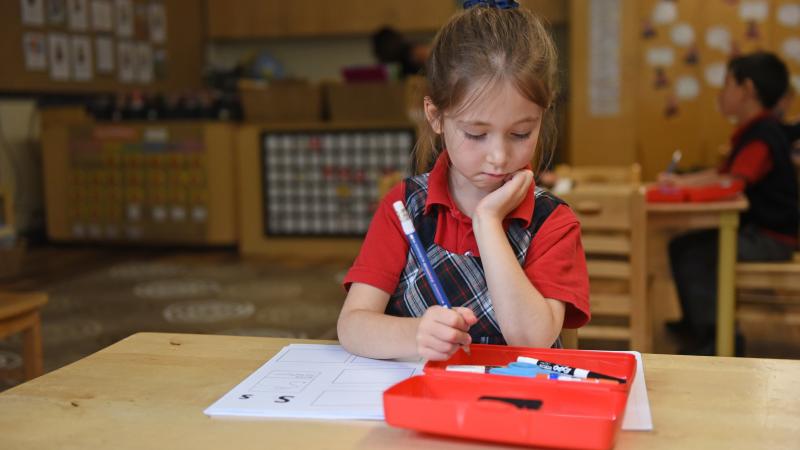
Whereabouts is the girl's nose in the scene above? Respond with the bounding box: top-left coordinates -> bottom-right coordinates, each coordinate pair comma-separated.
487,139 -> 509,167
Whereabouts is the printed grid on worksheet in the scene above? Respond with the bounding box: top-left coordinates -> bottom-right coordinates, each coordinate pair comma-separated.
262,129 -> 414,236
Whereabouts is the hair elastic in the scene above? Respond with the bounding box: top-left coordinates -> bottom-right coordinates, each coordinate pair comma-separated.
463,0 -> 519,9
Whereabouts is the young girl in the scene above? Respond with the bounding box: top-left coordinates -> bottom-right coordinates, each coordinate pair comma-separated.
337,3 -> 590,361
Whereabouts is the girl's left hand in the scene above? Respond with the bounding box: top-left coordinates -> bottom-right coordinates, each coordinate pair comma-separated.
474,169 -> 533,222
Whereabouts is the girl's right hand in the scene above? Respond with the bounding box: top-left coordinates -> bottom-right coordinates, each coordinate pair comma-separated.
416,306 -> 477,360
474,169 -> 534,224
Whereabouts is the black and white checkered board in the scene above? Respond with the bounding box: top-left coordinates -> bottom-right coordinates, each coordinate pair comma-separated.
262,128 -> 414,236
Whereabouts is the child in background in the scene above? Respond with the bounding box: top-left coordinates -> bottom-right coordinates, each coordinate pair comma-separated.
337,2 -> 590,361
661,52 -> 799,355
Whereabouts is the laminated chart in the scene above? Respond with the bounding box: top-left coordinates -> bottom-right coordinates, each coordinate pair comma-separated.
261,129 -> 414,236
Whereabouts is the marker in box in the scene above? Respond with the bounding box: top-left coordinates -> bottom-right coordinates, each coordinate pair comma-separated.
536,373 -> 619,385
517,356 -> 626,384
445,365 -> 502,374
446,362 -> 554,378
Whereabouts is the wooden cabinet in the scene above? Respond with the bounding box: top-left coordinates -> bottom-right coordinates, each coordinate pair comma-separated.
207,0 -> 454,38
207,0 -> 567,39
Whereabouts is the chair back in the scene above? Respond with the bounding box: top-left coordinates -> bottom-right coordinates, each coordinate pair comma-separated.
559,184 -> 649,351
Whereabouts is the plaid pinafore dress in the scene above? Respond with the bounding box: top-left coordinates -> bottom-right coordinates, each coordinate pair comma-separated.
385,173 -> 566,348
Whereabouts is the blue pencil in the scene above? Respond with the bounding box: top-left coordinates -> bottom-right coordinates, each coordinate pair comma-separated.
393,201 -> 471,355
393,201 -> 451,308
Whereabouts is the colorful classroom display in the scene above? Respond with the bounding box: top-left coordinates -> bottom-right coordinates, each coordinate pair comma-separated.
572,0 -> 800,179
261,129 -> 414,236
19,0 -> 166,84
64,125 -> 211,242
641,0 -> 800,170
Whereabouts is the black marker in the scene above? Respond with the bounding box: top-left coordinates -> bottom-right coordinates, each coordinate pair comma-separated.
517,356 -> 626,384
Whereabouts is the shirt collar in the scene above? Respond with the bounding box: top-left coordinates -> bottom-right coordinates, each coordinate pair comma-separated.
731,110 -> 774,146
424,151 -> 535,227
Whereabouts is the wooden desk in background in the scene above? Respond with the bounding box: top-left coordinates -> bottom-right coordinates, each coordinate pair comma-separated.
1,333 -> 798,449
647,196 -> 748,356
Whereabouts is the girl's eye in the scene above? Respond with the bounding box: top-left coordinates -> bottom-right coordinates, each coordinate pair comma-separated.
464,132 -> 486,141
512,132 -> 532,140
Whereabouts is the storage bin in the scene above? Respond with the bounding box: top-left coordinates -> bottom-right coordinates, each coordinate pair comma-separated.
384,344 -> 636,449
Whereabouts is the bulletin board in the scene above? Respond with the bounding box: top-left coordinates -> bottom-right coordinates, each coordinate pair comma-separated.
638,0 -> 778,178
0,0 -> 204,94
570,0 -> 800,181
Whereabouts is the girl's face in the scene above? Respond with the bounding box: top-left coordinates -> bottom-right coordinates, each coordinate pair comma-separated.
426,80 -> 544,197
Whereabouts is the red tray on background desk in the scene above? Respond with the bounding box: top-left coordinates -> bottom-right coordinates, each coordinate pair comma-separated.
646,179 -> 744,203
383,345 -> 636,450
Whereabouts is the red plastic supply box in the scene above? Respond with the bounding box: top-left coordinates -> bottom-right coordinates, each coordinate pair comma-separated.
646,179 -> 744,203
383,344 -> 636,450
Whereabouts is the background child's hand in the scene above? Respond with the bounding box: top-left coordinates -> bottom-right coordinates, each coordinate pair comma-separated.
416,306 -> 477,360
474,169 -> 534,222
657,171 -> 679,186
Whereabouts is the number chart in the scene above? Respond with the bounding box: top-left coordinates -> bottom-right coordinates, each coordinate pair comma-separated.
261,128 -> 414,237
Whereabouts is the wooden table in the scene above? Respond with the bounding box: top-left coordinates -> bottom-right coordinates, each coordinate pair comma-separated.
647,196 -> 748,356
1,333 -> 798,449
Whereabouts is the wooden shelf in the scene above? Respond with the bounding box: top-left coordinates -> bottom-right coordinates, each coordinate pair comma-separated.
207,0 -> 567,39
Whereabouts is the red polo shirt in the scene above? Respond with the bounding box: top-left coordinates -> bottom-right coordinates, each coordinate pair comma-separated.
344,152 -> 591,328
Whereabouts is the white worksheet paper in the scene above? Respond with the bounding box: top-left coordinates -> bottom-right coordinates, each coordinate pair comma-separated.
205,344 -> 653,431
618,351 -> 653,431
204,344 -> 424,420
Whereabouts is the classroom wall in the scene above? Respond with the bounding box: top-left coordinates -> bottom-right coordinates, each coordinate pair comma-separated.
569,0 -> 800,180
0,0 -> 204,94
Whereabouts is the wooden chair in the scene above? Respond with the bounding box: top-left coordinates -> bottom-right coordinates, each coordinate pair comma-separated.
560,185 -> 649,351
735,252 -> 800,326
0,291 -> 48,380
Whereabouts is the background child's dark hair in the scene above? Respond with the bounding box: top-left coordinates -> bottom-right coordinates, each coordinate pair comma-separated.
727,51 -> 789,110
414,5 -> 558,174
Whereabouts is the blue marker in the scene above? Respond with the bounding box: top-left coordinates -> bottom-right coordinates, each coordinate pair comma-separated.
393,201 -> 471,355
393,201 -> 452,309
488,362 -> 555,378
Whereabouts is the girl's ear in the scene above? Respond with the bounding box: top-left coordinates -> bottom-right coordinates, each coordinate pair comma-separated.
423,96 -> 443,134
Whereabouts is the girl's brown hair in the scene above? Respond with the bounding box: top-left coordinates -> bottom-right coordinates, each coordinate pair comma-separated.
414,5 -> 559,174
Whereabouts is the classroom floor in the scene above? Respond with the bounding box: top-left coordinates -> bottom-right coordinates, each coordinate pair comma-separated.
1,244 -> 799,391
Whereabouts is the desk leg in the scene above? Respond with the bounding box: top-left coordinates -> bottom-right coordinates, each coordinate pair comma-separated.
716,212 -> 739,356
22,312 -> 44,379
